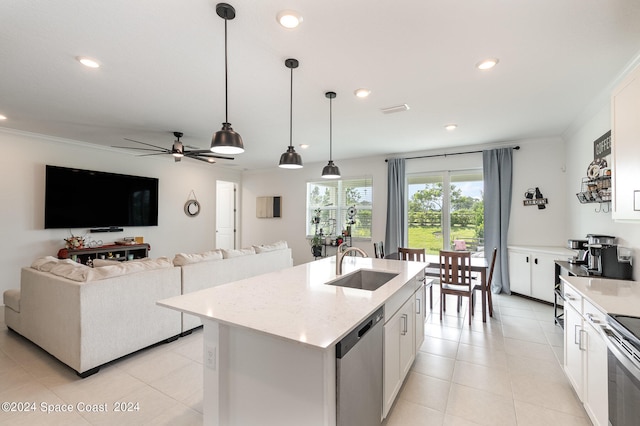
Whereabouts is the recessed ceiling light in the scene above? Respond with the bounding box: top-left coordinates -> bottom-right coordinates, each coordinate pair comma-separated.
0,114 -> 7,120
354,88 -> 371,98
299,144 -> 309,149
277,10 -> 303,29
476,58 -> 499,70
76,56 -> 100,68
445,124 -> 457,131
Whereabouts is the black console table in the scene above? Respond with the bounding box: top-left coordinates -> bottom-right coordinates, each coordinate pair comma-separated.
58,243 -> 150,265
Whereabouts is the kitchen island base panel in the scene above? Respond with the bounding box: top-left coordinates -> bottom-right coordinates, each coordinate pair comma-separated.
203,320 -> 336,426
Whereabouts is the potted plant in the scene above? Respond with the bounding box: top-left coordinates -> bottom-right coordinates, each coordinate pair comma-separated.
310,234 -> 323,257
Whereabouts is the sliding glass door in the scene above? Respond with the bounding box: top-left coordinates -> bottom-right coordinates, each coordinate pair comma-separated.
407,170 -> 484,255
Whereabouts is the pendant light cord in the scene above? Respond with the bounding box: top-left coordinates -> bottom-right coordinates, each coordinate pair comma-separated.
329,96 -> 333,161
289,66 -> 293,148
224,16 -> 229,123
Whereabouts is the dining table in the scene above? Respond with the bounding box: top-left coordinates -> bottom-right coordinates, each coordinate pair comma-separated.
424,254 -> 491,322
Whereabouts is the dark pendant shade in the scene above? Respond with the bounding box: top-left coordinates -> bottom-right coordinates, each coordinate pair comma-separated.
210,3 -> 244,155
279,145 -> 303,168
321,160 -> 340,179
322,91 -> 340,179
279,58 -> 303,169
211,122 -> 244,154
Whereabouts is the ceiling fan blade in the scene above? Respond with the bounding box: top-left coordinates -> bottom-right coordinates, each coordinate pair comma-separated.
111,145 -> 166,153
138,152 -> 170,157
189,155 -> 215,164
185,150 -> 234,160
123,138 -> 168,151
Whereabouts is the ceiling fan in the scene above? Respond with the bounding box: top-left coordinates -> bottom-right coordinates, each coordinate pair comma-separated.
113,132 -> 234,163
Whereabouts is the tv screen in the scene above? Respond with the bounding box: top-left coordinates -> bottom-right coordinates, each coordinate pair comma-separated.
44,165 -> 159,229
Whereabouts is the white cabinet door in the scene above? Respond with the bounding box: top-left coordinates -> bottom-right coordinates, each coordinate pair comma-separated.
584,321 -> 608,426
415,285 -> 425,352
612,65 -> 640,221
383,312 -> 402,417
383,295 -> 416,418
508,250 -> 531,296
564,302 -> 584,401
399,297 -> 416,379
531,253 -> 559,303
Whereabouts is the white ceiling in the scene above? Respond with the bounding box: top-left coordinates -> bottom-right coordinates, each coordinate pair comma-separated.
2,0 -> 640,170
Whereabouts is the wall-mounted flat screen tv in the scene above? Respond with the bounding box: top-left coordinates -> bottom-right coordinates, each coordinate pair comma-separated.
44,165 -> 159,229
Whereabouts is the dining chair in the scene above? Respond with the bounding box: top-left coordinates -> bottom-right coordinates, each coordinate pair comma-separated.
472,247 -> 497,317
439,250 -> 473,325
398,247 -> 433,310
373,241 -> 385,259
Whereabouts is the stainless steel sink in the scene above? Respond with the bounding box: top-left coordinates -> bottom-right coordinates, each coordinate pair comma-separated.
326,269 -> 398,291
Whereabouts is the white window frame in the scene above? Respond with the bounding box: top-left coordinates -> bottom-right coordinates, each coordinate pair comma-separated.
306,176 -> 373,240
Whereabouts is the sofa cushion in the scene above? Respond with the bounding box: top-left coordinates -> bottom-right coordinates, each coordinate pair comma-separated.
221,247 -> 256,258
30,256 -> 173,282
172,250 -> 223,266
89,257 -> 173,280
3,288 -> 20,313
253,240 -> 288,253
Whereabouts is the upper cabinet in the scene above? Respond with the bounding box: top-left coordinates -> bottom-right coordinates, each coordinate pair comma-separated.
611,65 -> 640,221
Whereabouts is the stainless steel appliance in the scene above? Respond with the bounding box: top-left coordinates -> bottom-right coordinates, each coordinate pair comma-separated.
583,234 -> 616,275
336,307 -> 384,426
604,314 -> 640,426
567,239 -> 588,264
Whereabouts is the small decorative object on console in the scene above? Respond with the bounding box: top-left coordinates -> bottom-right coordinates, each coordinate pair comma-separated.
64,233 -> 86,249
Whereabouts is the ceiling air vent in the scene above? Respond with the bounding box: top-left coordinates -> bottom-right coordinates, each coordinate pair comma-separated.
380,104 -> 410,114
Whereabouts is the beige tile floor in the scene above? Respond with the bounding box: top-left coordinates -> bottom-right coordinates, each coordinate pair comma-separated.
0,288 -> 589,426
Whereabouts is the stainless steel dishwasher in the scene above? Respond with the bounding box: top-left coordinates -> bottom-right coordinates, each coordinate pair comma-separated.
336,306 -> 384,426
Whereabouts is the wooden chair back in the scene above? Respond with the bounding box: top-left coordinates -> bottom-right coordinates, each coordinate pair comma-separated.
397,247 -> 425,262
439,250 -> 472,287
373,241 -> 385,259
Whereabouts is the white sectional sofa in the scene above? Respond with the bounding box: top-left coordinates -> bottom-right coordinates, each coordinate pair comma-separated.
175,243 -> 293,331
3,242 -> 293,377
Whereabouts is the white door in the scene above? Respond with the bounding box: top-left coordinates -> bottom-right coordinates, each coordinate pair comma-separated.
216,181 -> 236,249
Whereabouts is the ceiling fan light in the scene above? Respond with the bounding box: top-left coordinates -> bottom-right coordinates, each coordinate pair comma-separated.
321,160 -> 341,179
211,122 -> 244,154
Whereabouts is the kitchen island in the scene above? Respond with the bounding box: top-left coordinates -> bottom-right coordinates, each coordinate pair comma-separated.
158,255 -> 426,426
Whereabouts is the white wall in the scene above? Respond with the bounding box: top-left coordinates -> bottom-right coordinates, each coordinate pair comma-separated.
241,156 -> 388,265
565,101 -> 640,276
0,129 -> 242,297
508,137 -> 569,246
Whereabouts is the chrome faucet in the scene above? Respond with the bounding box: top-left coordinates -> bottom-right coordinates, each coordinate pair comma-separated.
336,242 -> 368,275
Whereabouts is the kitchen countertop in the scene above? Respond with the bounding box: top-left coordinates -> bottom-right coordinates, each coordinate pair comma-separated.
561,275 -> 640,316
158,256 -> 426,350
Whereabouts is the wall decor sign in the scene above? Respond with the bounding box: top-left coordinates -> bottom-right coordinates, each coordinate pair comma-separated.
593,130 -> 611,160
256,196 -> 282,218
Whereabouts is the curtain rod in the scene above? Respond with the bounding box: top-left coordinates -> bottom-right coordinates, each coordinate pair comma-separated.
385,145 -> 520,162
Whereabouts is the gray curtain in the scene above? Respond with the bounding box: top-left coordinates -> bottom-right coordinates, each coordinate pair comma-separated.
385,158 -> 406,256
483,148 -> 513,294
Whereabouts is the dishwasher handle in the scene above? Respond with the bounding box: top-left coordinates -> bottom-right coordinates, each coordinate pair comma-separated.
336,306 -> 384,359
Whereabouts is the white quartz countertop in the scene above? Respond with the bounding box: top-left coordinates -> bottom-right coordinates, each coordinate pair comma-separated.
158,256 -> 426,349
560,275 -> 640,317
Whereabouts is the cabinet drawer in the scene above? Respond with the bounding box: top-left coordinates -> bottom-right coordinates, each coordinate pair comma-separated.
583,299 -> 606,327
563,283 -> 583,313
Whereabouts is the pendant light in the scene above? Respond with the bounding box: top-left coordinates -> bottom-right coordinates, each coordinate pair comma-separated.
279,58 -> 303,169
321,91 -> 341,179
210,3 -> 244,155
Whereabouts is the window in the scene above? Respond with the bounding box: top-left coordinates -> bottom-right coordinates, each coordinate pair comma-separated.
407,170 -> 483,255
306,177 -> 373,239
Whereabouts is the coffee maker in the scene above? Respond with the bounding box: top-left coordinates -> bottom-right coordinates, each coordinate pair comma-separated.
567,239 -> 588,264
583,234 -> 616,275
